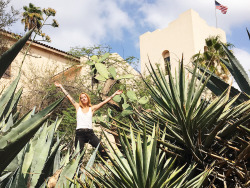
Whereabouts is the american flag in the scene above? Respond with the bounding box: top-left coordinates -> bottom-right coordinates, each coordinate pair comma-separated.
215,1 -> 228,14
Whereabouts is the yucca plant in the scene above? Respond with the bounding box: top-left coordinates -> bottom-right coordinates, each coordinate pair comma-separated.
81,126 -> 210,188
187,44 -> 250,187
110,60 -> 249,187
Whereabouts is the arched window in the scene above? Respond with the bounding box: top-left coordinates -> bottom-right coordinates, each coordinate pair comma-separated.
162,50 -> 170,75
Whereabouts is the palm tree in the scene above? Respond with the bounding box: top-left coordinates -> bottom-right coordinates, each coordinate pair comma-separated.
192,35 -> 233,82
21,3 -> 43,31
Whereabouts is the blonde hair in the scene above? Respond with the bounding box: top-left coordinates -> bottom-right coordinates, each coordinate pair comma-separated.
79,93 -> 92,108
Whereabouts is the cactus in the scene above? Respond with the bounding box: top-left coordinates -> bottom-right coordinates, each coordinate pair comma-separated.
138,96 -> 149,104
95,63 -> 110,79
127,90 -> 137,101
88,53 -> 134,82
108,66 -> 116,79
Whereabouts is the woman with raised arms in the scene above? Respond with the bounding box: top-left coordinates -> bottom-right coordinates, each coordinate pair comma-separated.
54,82 -> 122,157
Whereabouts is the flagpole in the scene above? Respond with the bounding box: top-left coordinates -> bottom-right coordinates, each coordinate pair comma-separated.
215,0 -> 218,28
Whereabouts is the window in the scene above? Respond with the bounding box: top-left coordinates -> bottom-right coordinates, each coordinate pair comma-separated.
162,50 -> 170,75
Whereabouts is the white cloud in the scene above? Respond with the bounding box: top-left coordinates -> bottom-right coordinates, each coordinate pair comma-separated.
139,0 -> 212,29
231,48 -> 250,89
9,0 -> 134,51
8,0 -> 250,62
139,0 -> 250,33
118,0 -> 144,5
234,48 -> 250,76
218,0 -> 250,33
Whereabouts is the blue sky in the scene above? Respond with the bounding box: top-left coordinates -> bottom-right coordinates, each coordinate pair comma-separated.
8,0 -> 250,74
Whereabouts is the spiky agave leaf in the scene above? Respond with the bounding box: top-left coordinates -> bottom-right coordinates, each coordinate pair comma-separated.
55,147 -> 85,187
0,29 -> 34,78
0,74 -> 21,123
190,43 -> 250,104
187,66 -> 249,104
194,43 -> 250,100
28,118 -> 62,187
221,43 -> 250,95
67,145 -> 100,187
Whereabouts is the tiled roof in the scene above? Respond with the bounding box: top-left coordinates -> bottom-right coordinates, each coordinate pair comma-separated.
0,28 -> 80,62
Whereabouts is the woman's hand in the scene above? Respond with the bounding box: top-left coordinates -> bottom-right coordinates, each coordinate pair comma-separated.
113,90 -> 123,96
54,82 -> 62,88
92,90 -> 123,113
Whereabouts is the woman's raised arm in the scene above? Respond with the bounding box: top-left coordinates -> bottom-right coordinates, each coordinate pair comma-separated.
92,90 -> 123,113
54,82 -> 79,110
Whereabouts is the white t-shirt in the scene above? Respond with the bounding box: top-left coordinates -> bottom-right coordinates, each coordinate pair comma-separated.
76,107 -> 93,129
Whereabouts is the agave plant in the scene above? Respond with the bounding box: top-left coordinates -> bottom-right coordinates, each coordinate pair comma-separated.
0,117 -> 100,187
0,81 -> 63,173
109,59 -> 250,187
1,119 -> 62,187
83,126 -> 211,188
64,145 -> 100,188
0,29 -> 64,175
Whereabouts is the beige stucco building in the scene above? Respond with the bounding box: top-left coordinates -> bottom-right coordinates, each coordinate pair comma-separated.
140,9 -> 226,75
0,29 -> 81,94
0,29 -> 138,96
